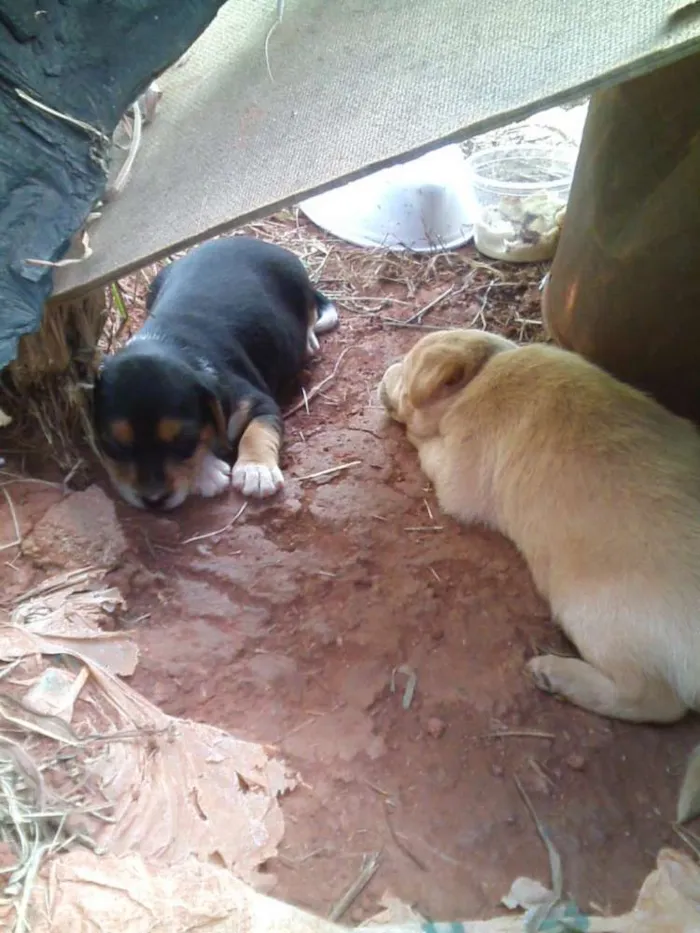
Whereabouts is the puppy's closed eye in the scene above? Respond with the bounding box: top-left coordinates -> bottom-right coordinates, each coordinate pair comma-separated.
101,419 -> 135,461
156,418 -> 184,443
108,419 -> 134,446
162,421 -> 205,460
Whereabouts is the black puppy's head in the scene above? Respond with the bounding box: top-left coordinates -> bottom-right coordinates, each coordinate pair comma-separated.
93,342 -> 228,510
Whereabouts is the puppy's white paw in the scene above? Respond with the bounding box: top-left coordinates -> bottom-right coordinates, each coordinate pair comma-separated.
232,461 -> 284,498
192,452 -> 232,498
306,327 -> 320,357
527,656 -> 562,696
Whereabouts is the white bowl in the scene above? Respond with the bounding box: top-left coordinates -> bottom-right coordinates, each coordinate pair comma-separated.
299,145 -> 473,253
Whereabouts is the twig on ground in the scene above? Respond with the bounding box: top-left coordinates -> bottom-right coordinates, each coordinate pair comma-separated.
379,317 -> 448,331
277,845 -> 334,867
485,730 -> 556,741
464,303 -> 487,330
328,851 -> 381,921
514,774 -> 563,928
296,461 -> 361,482
0,472 -> 62,490
140,530 -> 157,559
404,285 -> 455,324
529,757 -> 557,792
384,804 -> 427,871
285,346 -> 354,418
0,486 -> 22,553
364,779 -> 391,798
272,715 -> 320,746
480,279 -> 497,313
465,256 -> 505,276
62,459 -> 83,493
181,502 -> 248,545
313,245 -> 333,281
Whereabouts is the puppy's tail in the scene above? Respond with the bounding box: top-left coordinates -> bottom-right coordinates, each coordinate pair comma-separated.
677,744 -> 700,823
313,290 -> 339,335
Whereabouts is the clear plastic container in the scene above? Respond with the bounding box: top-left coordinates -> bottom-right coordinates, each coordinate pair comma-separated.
465,145 -> 577,262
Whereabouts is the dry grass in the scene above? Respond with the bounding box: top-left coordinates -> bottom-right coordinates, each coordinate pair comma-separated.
0,735 -> 91,933
0,290 -> 106,480
0,573 -> 134,929
106,207 -> 549,354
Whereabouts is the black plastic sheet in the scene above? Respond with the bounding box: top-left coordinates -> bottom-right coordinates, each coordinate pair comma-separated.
0,0 -> 227,370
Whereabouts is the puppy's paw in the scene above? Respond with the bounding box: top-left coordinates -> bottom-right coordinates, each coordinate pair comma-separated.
192,453 -> 232,498
306,327 -> 320,358
232,461 -> 284,498
527,656 -> 563,697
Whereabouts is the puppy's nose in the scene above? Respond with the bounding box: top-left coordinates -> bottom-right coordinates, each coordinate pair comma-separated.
142,491 -> 168,509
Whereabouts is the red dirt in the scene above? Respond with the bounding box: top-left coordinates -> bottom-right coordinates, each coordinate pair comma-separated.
1,228 -> 698,923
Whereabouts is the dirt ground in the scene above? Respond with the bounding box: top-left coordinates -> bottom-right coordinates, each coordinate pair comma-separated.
1,214 -> 698,923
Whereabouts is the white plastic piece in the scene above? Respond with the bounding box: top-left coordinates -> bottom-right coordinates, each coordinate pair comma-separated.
299,145 -> 473,253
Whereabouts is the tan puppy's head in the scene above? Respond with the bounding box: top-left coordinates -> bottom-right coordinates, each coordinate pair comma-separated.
380,329 -> 516,437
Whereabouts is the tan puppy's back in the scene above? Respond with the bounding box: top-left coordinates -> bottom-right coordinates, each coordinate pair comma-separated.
444,343 -> 700,576
381,330 -> 700,819
439,343 -> 700,701
382,330 -> 700,714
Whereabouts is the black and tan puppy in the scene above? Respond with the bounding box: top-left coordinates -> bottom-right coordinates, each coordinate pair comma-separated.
93,236 -> 337,510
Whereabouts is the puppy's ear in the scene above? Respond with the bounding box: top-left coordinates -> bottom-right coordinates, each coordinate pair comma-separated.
196,372 -> 229,447
407,347 -> 467,409
407,333 -> 509,409
207,396 -> 229,447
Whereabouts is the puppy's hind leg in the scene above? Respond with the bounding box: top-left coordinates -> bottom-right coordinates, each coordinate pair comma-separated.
527,655 -> 687,723
232,410 -> 284,499
306,290 -> 338,357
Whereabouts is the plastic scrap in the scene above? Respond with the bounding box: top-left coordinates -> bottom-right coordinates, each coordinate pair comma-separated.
390,665 -> 417,710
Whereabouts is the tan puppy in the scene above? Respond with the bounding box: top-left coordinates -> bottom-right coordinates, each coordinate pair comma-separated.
380,329 -> 700,816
